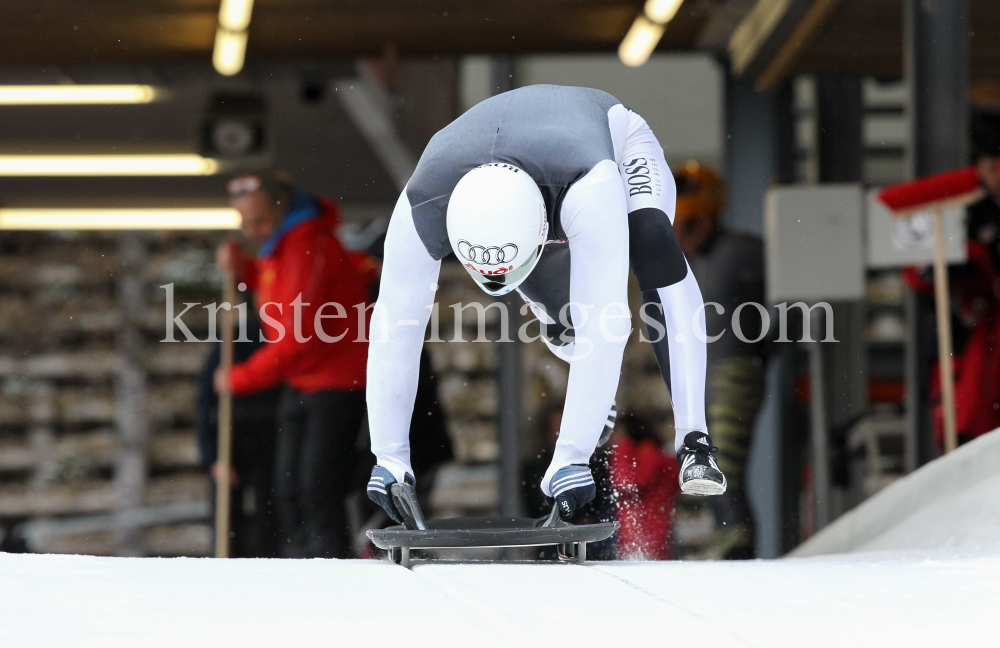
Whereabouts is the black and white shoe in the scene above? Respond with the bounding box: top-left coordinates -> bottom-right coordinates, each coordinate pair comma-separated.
677,431 -> 727,496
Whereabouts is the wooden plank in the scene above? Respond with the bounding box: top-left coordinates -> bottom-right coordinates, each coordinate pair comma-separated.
0,482 -> 121,517
0,473 -> 207,518
0,430 -> 199,472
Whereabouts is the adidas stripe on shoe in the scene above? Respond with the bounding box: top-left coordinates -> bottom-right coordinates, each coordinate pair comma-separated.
677,431 -> 727,496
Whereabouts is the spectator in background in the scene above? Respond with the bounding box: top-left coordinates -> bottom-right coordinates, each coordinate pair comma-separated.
904,115 -> 1000,446
196,314 -> 281,558
967,115 -> 1000,272
215,172 -> 375,559
672,161 -> 766,560
608,413 -> 677,560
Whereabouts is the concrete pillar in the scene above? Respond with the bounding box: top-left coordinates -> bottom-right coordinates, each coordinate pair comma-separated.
722,75 -> 780,237
726,74 -> 798,556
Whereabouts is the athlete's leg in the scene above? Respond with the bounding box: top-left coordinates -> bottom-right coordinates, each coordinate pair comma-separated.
367,189 -> 441,483
611,106 -> 709,452
540,161 -> 632,498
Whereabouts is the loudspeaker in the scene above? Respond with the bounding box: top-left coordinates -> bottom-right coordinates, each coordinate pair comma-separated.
200,93 -> 267,159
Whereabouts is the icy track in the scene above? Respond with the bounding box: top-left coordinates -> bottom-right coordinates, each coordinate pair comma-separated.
0,549 -> 996,647
3,429 -> 999,647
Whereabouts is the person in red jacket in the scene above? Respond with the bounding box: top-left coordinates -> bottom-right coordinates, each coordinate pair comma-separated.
902,134 -> 1000,447
215,172 -> 373,558
608,414 -> 678,560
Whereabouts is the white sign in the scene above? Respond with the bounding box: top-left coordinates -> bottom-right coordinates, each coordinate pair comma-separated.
765,184 -> 865,303
866,188 -> 967,268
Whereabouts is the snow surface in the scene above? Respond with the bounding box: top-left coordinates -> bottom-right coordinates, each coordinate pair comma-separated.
4,432 -> 999,646
859,472 -> 1000,554
0,550 -> 997,647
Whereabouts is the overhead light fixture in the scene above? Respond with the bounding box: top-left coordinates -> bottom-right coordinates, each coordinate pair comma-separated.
218,0 -> 255,32
0,85 -> 159,105
213,28 -> 248,76
214,0 -> 254,76
619,17 -> 666,68
0,208 -> 241,230
618,0 -> 686,67
0,154 -> 219,176
644,0 -> 685,24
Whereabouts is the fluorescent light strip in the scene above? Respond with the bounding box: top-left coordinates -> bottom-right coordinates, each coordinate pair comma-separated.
619,17 -> 666,67
0,208 -> 241,230
0,85 -> 159,105
645,0 -> 685,24
0,155 -> 219,176
213,29 -> 248,76
219,0 -> 255,32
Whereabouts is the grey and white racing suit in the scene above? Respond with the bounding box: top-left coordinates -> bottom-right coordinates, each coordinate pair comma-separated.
366,84 -> 708,496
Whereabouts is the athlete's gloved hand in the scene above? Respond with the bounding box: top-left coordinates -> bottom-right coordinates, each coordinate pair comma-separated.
549,464 -> 597,520
367,465 -> 410,525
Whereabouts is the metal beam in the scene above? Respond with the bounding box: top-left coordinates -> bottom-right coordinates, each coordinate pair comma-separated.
906,0 -> 970,177
756,0 -> 844,90
729,0 -> 845,90
335,62 -> 417,193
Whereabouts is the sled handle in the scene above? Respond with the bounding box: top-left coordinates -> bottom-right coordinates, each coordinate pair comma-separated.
542,503 -> 562,528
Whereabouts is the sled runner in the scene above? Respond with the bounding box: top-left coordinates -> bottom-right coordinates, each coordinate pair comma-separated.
366,482 -> 618,568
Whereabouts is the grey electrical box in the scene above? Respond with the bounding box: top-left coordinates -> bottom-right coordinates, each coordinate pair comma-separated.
865,188 -> 967,268
765,184 -> 865,303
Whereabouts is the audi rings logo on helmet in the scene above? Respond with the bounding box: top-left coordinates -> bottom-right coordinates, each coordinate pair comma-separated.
456,240 -> 518,266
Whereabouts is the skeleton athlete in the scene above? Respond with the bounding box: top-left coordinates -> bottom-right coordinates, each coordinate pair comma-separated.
367,85 -> 726,523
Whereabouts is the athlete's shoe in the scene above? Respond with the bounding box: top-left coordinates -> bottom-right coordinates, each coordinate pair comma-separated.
597,401 -> 618,447
549,464 -> 597,520
677,431 -> 727,495
367,466 -> 426,529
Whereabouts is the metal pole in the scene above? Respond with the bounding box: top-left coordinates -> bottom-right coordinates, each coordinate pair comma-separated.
906,0 -> 970,179
490,55 -> 523,519
905,0 -> 968,459
114,232 -> 149,557
809,307 -> 830,531
497,294 -> 523,517
214,270 -> 236,558
816,75 -> 863,184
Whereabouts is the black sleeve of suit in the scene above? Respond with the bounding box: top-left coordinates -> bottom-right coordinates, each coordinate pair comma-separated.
627,207 -> 688,291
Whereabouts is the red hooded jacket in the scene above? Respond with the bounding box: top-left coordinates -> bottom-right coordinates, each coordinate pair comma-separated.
903,240 -> 1000,443
229,197 -> 376,395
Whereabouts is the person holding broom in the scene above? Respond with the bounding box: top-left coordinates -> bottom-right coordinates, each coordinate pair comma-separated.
215,171 -> 376,558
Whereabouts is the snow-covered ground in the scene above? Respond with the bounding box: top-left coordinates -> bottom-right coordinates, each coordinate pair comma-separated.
4,431 -> 999,647
0,549 -> 997,647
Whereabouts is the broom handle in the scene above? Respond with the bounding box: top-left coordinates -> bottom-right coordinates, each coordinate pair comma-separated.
932,208 -> 958,453
214,269 -> 236,557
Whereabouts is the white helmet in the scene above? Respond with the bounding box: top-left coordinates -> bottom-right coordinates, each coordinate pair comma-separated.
447,163 -> 548,296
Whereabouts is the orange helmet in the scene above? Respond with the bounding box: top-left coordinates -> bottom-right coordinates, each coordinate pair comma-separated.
673,161 -> 725,222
